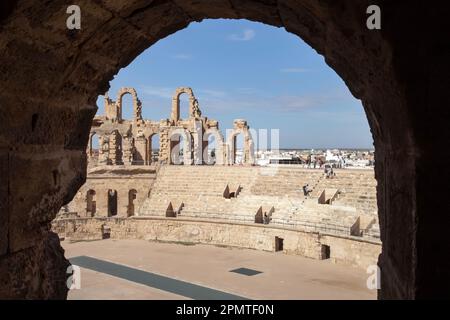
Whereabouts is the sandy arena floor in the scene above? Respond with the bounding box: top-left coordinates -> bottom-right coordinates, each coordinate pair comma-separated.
62,239 -> 376,300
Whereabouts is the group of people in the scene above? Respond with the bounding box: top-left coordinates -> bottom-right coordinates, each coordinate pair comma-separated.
306,155 -> 324,169
302,165 -> 337,197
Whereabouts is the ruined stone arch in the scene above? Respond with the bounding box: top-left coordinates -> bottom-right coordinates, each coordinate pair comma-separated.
116,87 -> 143,121
226,120 -> 255,166
88,131 -> 98,157
0,1 -> 447,299
171,87 -> 197,122
147,132 -> 161,165
169,128 -> 192,165
227,131 -> 245,165
204,128 -> 225,165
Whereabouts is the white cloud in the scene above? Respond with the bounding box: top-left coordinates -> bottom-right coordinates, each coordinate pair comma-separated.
276,95 -> 321,111
228,29 -> 255,41
198,89 -> 226,98
236,87 -> 258,95
140,86 -> 227,101
198,91 -> 348,114
138,85 -> 354,116
140,86 -> 174,99
172,53 -> 192,60
280,67 -> 309,73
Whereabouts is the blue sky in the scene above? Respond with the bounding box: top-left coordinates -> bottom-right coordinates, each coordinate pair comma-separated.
98,19 -> 373,149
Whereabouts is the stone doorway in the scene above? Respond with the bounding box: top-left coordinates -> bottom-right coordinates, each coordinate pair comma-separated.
275,237 -> 284,252
86,190 -> 96,217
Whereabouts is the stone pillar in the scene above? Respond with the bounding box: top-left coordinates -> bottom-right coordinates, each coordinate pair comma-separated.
158,125 -> 170,164
96,188 -> 108,217
109,131 -> 123,165
122,136 -> 134,165
133,135 -> 146,165
171,96 -> 179,122
183,132 -> 193,165
104,93 -> 120,122
117,189 -> 129,217
192,120 -> 203,165
245,134 -> 256,165
98,134 -> 110,165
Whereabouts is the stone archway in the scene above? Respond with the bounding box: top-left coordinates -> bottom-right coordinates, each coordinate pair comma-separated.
171,87 -> 196,122
169,129 -> 192,165
148,133 -> 160,165
226,119 -> 254,166
116,87 -> 142,121
0,1 -> 448,299
86,189 -> 96,217
127,189 -> 137,217
107,189 -> 118,217
229,132 -> 245,165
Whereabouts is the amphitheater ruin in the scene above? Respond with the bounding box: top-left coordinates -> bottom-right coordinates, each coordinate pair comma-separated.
53,87 -> 381,270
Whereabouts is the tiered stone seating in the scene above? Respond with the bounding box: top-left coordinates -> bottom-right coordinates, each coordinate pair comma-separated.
271,203 -> 360,236
249,167 -> 323,197
138,166 -> 258,217
138,165 -> 379,239
312,169 -> 377,215
360,216 -> 380,239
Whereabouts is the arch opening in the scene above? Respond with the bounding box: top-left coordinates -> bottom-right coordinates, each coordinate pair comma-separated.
232,133 -> 245,165
107,190 -> 118,217
148,133 -> 160,165
86,190 -> 96,217
65,18 -> 379,298
0,1 -> 442,300
127,189 -> 137,217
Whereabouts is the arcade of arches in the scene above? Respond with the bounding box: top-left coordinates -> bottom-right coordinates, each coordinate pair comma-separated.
0,1 -> 448,299
88,86 -> 253,167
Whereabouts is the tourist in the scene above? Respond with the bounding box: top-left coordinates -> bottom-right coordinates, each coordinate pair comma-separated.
303,184 -> 312,197
263,213 -> 267,224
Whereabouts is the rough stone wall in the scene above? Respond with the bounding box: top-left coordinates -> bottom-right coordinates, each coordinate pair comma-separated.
320,234 -> 380,269
134,165 -> 380,248
0,232 -> 69,299
52,216 -> 380,269
64,169 -> 156,218
0,0 -> 448,299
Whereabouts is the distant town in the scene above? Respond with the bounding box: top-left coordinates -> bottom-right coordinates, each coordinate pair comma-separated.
245,149 -> 375,168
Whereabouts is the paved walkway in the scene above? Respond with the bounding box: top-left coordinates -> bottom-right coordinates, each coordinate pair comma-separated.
70,256 -> 247,300
63,239 -> 376,300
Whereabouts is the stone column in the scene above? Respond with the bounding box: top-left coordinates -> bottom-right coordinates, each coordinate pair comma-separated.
183,132 -> 193,165
98,134 -> 110,165
109,131 -> 123,165
117,188 -> 129,217
95,188 -> 109,217
192,121 -> 203,165
122,136 -> 134,165
133,135 -> 146,165
158,125 -> 170,164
